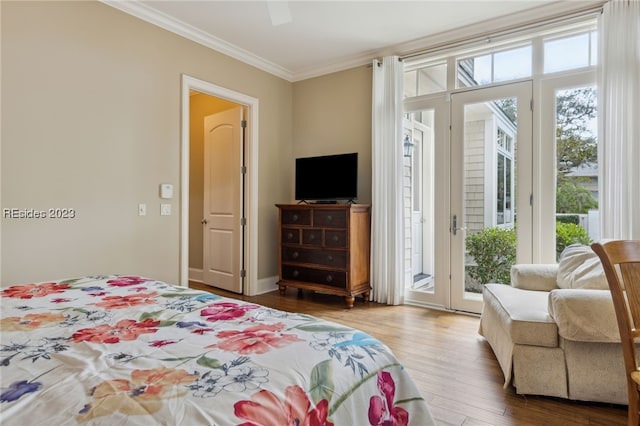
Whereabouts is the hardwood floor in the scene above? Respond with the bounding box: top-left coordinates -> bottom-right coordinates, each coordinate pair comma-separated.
190,282 -> 627,425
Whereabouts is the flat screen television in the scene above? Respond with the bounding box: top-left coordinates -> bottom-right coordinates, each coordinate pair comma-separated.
295,153 -> 358,202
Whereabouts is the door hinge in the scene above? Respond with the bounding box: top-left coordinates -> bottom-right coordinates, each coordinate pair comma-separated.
530,99 -> 534,111
530,193 -> 534,206
240,269 -> 246,278
241,217 -> 247,226
241,120 -> 247,128
241,166 -> 247,174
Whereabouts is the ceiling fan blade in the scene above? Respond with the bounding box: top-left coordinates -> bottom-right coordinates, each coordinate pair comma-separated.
267,1 -> 292,26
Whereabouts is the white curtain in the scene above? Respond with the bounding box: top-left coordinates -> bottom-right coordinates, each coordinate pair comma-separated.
371,56 -> 405,305
598,0 -> 640,240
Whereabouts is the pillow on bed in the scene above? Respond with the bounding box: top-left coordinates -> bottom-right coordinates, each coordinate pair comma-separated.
556,244 -> 607,290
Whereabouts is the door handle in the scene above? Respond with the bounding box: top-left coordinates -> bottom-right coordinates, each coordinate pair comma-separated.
201,219 -> 208,225
452,215 -> 466,236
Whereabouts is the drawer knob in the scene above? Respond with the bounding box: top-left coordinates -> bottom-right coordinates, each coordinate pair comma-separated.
327,255 -> 333,261
309,234 -> 315,241
327,215 -> 333,221
325,274 -> 333,283
332,235 -> 339,242
292,270 -> 299,278
292,251 -> 299,259
292,214 -> 299,222
286,232 -> 294,240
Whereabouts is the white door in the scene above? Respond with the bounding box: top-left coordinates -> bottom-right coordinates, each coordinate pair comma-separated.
450,81 -> 533,313
203,107 -> 244,293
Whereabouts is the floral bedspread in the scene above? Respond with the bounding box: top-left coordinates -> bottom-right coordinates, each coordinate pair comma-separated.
0,275 -> 434,425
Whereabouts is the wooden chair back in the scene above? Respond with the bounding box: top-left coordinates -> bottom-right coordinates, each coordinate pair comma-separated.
592,240 -> 640,425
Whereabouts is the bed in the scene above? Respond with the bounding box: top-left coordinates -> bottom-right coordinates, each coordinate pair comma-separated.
1,275 -> 434,425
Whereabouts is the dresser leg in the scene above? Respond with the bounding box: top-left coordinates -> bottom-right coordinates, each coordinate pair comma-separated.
345,296 -> 355,309
278,284 -> 287,295
363,290 -> 370,303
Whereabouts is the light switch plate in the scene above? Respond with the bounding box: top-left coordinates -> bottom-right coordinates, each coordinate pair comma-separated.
160,183 -> 173,199
160,204 -> 171,216
138,203 -> 146,216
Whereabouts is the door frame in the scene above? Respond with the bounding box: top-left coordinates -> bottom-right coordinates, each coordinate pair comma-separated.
180,74 -> 259,295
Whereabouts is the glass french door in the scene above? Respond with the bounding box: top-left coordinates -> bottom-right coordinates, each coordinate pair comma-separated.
403,96 -> 450,309
450,81 -> 533,313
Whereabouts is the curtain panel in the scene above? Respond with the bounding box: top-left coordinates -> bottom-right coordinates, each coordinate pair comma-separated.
371,56 -> 405,305
598,0 -> 640,240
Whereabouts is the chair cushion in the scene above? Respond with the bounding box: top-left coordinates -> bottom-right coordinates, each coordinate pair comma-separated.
483,283 -> 558,347
548,289 -> 620,342
556,244 -> 607,290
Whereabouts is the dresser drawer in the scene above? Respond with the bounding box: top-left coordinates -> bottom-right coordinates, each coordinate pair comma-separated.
281,228 -> 300,244
325,230 -> 347,248
281,209 -> 311,226
282,246 -> 347,268
314,209 -> 347,228
302,229 -> 322,246
282,265 -> 347,288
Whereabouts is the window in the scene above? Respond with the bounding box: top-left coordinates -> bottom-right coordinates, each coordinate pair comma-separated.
404,62 -> 447,97
496,127 -> 514,226
403,16 -> 599,276
457,45 -> 532,87
544,31 -> 597,73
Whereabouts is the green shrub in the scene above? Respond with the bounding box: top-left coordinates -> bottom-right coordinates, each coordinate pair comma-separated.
466,227 -> 516,285
555,222 -> 591,260
556,214 -> 579,225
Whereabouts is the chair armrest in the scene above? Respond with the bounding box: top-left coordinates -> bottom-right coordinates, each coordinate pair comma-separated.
548,289 -> 619,343
510,264 -> 559,291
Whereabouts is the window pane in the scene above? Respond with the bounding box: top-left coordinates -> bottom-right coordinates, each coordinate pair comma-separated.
472,54 -> 492,85
494,45 -> 531,82
404,69 -> 417,98
417,63 -> 447,95
497,154 -> 505,224
405,63 -> 447,97
458,46 -> 531,87
544,33 -> 590,73
555,86 -> 598,259
404,109 -> 436,292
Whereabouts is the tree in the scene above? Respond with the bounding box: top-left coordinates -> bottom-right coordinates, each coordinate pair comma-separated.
555,87 -> 598,211
556,181 -> 598,213
556,88 -> 597,185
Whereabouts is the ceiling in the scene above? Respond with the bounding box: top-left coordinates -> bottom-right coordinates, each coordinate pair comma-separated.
104,0 -> 597,81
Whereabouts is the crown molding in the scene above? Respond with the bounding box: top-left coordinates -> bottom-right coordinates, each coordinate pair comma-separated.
100,0 -> 605,83
100,0 -> 294,82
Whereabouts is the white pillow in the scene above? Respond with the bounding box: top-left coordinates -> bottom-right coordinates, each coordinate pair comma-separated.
556,244 -> 608,290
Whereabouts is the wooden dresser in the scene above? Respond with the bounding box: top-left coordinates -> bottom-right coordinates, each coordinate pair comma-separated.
276,204 -> 371,308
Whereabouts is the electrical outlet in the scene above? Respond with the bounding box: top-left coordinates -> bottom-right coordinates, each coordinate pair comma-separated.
138,203 -> 146,216
160,204 -> 171,216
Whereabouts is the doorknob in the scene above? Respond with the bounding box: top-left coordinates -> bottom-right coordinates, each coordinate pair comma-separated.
201,219 -> 208,225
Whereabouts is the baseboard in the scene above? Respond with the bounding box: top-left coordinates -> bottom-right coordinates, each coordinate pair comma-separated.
189,268 -> 203,283
254,275 -> 279,295
190,269 -> 278,296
